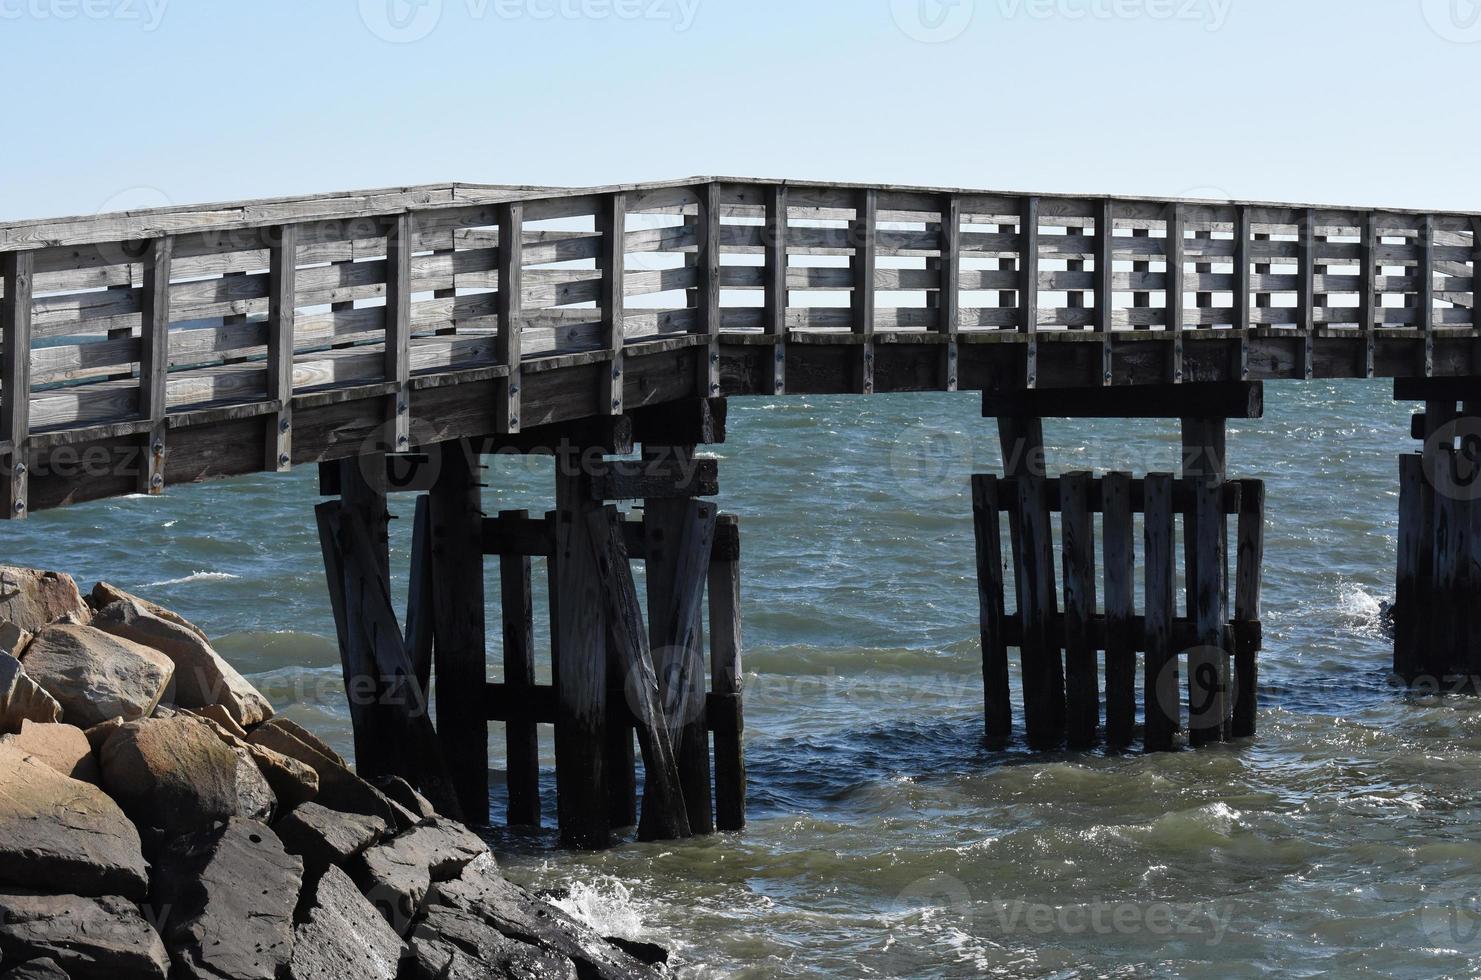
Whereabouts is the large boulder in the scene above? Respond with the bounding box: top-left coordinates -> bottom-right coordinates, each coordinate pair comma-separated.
151,818 -> 303,980
371,775 -> 438,820
89,582 -> 207,639
21,624 -> 173,727
426,854 -> 663,980
1,720 -> 98,783
0,656 -> 62,734
0,893 -> 169,980
190,711 -> 318,811
0,744 -> 148,899
1,957 -> 71,979
274,801 -> 387,878
0,568 -> 90,635
351,819 -> 489,936
98,715 -> 275,839
406,905 -> 578,980
91,599 -> 272,729
0,620 -> 32,659
247,722 -> 412,830
288,865 -> 406,980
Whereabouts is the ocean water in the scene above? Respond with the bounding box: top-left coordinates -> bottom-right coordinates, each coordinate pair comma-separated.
7,381 -> 1480,978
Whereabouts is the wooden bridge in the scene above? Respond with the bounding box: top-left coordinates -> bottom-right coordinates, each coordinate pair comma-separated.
2,177 -> 1476,848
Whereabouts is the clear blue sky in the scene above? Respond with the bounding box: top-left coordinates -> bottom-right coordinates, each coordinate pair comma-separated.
2,0 -> 1477,220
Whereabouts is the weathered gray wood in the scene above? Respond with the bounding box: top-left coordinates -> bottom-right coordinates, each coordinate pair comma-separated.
1059,471 -> 1099,748
1232,480 -> 1263,738
1431,446 -> 1466,679
599,193 -> 626,416
1298,211 -> 1316,379
591,456 -> 719,501
1096,199 -> 1115,384
496,202 -> 524,433
1014,472 -> 1065,744
1020,197 -> 1040,387
139,236 -> 172,494
405,494 -> 435,694
698,183 -> 722,398
1395,452 -> 1429,682
385,213 -> 412,452
1,250 -> 33,518
1361,212 -> 1378,378
1101,470 -> 1136,748
1143,472 -> 1178,751
497,509 -> 540,827
852,188 -> 878,395
429,441 -> 489,823
707,513 -> 745,831
1188,472 -> 1228,746
586,504 -> 692,842
984,382 -> 1262,420
1420,213 -> 1436,377
314,501 -> 377,769
971,475 -> 1011,740
939,193 -> 961,391
764,185 -> 787,395
552,454 -> 609,849
1166,204 -> 1185,383
266,224 -> 297,471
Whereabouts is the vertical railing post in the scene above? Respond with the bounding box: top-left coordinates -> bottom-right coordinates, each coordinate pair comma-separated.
938,192 -> 961,391
497,202 -> 524,434
1420,213 -> 1436,377
1470,217 -> 1481,334
139,236 -> 172,494
266,224 -> 297,472
1361,213 -> 1378,379
1234,206 -> 1252,380
1020,196 -> 1040,388
599,193 -> 626,416
384,213 -> 412,452
1096,199 -> 1115,386
1297,209 -> 1315,381
763,185 -> 788,395
1,251 -> 33,519
1165,204 -> 1184,384
851,188 -> 877,394
697,182 -> 722,399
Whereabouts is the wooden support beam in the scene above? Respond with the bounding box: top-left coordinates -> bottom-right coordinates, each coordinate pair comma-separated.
429,441 -> 489,823
266,224 -> 297,472
630,396 -> 727,447
971,475 -> 1011,740
139,236 -> 172,494
852,188 -> 877,395
499,509 -> 541,828
1,250 -> 33,519
314,500 -> 384,776
1232,480 -> 1264,738
599,193 -> 626,416
1143,472 -> 1178,751
1014,472 -> 1064,744
707,513 -> 745,831
385,213 -> 412,452
1060,471 -> 1099,748
984,382 -> 1263,420
1101,471 -> 1136,747
587,505 -> 692,842
591,456 -> 719,501
497,202 -> 524,433
698,182 -> 722,399
1020,197 -> 1040,388
553,453 -> 610,849
764,185 -> 788,395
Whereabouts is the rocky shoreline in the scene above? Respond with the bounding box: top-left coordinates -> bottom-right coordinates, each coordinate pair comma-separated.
0,566 -> 666,979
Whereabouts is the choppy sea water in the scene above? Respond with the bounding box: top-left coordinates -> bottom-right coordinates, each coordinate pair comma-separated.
6,381 -> 1481,978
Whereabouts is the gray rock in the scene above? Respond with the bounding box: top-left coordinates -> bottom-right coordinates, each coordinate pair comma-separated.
288,865 -> 406,980
1,956 -> 71,979
406,905 -> 578,980
91,599 -> 273,729
247,722 -> 412,830
428,854 -> 662,980
0,744 -> 148,899
20,624 -> 174,727
0,568 -> 90,635
370,775 -> 438,820
0,893 -> 169,980
0,656 -> 62,734
0,620 -> 32,659
99,715 -> 275,839
352,819 -> 489,936
255,718 -> 348,768
273,801 -> 387,878
0,720 -> 98,783
151,818 -> 303,980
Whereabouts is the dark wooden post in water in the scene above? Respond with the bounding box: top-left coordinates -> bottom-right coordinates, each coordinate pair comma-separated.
977,383 -> 1266,751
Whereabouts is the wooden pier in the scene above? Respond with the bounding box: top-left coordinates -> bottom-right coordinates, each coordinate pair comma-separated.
3,176 -> 1480,845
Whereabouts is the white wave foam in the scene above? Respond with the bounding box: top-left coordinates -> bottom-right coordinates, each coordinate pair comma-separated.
138,571 -> 240,588
550,876 -> 647,940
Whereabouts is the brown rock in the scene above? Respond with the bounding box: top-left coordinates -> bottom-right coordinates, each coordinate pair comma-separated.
99,715 -> 276,838
288,865 -> 406,980
185,703 -> 248,738
91,599 -> 272,729
274,801 -> 388,877
20,624 -> 174,727
0,744 -> 149,899
0,893 -> 169,980
81,717 -> 124,754
0,568 -> 90,635
0,656 -> 62,734
190,711 -> 319,810
0,620 -> 32,659
259,717 -> 348,767
352,819 -> 489,935
2,720 -> 98,783
151,818 -> 302,980
248,723 -> 412,830
89,581 -> 207,639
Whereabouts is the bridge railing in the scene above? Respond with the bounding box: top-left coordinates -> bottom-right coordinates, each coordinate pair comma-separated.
0,177 -> 1477,517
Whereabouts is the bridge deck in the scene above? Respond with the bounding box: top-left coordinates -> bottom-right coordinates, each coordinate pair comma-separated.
1,177 -> 1476,514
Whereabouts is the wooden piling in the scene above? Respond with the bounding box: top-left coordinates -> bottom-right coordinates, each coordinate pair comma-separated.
1015,472 -> 1065,744
499,509 -> 541,828
708,514 -> 746,831
1188,473 -> 1228,746
971,475 -> 1012,740
1059,471 -> 1099,747
1101,471 -> 1136,748
1143,473 -> 1178,751
1232,481 -> 1264,738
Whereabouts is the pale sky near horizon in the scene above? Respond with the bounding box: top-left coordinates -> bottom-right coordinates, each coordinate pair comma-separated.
2,0 -> 1478,221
